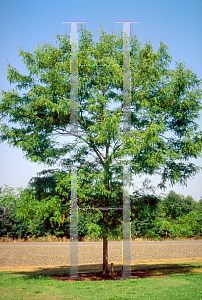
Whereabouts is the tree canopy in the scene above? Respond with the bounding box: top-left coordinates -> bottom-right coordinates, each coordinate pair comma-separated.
1,25 -> 202,185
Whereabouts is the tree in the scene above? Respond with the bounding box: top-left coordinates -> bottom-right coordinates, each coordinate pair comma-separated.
1,24 -> 202,276
0,185 -> 29,239
163,190 -> 185,219
183,195 -> 198,214
16,168 -> 120,241
163,190 -> 198,220
198,197 -> 202,212
130,178 -> 161,239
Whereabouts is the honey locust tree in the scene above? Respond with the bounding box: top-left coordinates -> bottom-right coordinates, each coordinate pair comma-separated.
1,24 -> 202,276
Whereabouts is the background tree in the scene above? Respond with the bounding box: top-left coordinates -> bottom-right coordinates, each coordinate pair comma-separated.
163,190 -> 185,220
162,190 -> 199,220
0,185 -> 29,239
130,178 -> 161,240
1,24 -> 202,276
182,195 -> 198,214
198,197 -> 202,212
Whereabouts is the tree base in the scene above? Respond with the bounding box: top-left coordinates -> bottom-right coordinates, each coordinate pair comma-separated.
51,270 -> 141,282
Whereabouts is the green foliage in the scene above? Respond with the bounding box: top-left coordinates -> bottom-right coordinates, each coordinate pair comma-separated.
15,173 -> 68,236
1,25 -> 202,181
172,211 -> 202,238
0,183 -> 66,238
0,185 -> 29,238
129,179 -> 160,239
1,182 -> 201,240
162,190 -> 199,220
87,223 -> 102,240
198,197 -> 202,212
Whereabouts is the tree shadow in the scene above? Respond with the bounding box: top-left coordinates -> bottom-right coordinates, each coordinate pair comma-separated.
6,261 -> 202,281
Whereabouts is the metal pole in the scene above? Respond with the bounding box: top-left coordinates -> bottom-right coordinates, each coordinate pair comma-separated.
61,21 -> 87,281
114,21 -> 139,280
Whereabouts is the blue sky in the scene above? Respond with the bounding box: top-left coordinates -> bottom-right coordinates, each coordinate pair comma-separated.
0,0 -> 202,201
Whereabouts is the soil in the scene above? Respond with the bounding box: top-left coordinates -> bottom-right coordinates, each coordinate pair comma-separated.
51,270 -> 164,282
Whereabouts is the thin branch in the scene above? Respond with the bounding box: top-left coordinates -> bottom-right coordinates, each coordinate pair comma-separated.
159,133 -> 174,143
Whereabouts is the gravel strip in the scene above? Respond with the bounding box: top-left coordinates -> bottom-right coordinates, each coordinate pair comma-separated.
0,242 -> 202,267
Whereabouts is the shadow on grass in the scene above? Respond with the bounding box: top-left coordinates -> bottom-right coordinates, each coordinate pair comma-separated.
7,262 -> 202,281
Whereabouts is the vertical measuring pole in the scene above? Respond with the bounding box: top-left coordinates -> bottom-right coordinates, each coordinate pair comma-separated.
114,21 -> 139,280
122,21 -> 131,280
61,21 -> 85,135
70,22 -> 78,135
122,164 -> 131,278
122,21 -> 131,137
61,21 -> 87,280
70,164 -> 78,278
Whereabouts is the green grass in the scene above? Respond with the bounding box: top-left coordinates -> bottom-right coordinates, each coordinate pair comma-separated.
0,263 -> 202,300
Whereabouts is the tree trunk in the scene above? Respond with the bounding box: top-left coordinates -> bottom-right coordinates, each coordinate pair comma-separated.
103,209 -> 109,276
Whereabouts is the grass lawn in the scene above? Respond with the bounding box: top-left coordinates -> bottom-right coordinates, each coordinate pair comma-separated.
0,259 -> 202,300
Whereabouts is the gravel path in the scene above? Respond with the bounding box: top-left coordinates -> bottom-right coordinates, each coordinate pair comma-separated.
0,241 -> 202,267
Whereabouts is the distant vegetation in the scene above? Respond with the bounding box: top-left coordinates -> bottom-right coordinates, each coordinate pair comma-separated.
1,179 -> 202,241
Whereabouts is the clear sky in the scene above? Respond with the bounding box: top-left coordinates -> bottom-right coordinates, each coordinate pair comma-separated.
0,0 -> 202,201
